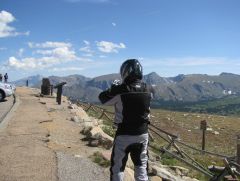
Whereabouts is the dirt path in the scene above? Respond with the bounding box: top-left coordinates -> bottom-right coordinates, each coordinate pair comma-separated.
0,87 -> 109,181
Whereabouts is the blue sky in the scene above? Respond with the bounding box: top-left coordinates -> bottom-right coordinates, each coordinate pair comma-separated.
0,0 -> 240,81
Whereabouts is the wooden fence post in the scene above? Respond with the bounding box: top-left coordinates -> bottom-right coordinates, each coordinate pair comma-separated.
200,120 -> 207,153
103,112 -> 112,121
237,135 -> 240,172
85,104 -> 92,112
99,110 -> 105,119
91,106 -> 98,113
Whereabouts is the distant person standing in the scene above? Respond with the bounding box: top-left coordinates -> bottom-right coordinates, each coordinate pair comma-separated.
0,74 -> 2,82
4,73 -> 8,83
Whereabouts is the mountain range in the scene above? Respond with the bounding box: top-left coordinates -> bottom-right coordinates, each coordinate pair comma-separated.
13,72 -> 240,104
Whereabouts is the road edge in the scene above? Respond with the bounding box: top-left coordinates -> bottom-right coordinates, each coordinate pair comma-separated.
0,93 -> 21,131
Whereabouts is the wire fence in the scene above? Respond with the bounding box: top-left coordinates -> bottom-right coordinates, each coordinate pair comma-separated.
76,101 -> 240,180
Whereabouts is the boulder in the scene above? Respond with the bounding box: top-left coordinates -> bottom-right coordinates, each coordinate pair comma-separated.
81,121 -> 94,128
207,127 -> 213,131
100,150 -> 111,161
149,151 -> 161,162
80,126 -> 93,135
82,126 -> 113,149
169,166 -> 189,176
68,105 -> 75,109
91,127 -> 113,149
71,116 -> 81,123
182,176 -> 199,181
91,118 -> 101,126
151,165 -> 182,181
150,176 -> 163,181
74,106 -> 90,121
89,139 -> 99,147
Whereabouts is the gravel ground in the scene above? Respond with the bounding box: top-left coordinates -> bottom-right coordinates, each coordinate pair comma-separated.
57,152 -> 109,181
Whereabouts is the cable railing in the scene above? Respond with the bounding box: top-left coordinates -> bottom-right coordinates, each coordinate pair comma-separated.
76,101 -> 240,180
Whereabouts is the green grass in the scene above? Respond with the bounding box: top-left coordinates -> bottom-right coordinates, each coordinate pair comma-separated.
101,125 -> 115,138
90,151 -> 110,168
161,154 -> 178,166
152,95 -> 240,116
81,102 -> 240,180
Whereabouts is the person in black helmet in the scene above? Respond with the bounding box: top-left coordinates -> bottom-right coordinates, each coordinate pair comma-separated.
99,59 -> 152,181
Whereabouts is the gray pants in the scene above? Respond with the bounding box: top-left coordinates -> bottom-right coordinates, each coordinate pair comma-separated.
110,133 -> 149,181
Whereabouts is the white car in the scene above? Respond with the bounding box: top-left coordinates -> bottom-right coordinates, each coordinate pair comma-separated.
0,82 -> 14,101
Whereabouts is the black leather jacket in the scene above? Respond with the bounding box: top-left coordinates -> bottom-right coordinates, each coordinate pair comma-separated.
99,80 -> 152,135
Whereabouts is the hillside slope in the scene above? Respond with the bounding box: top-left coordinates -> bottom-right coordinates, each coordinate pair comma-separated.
13,72 -> 240,105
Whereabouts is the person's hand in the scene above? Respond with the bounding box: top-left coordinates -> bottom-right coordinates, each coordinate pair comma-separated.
111,79 -> 121,88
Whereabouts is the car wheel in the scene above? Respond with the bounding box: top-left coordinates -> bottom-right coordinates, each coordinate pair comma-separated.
0,90 -> 5,101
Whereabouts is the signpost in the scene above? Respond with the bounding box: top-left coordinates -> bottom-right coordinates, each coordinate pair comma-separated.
200,120 -> 207,152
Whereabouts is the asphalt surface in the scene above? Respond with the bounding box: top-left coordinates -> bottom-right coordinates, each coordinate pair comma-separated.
0,88 -> 57,181
0,87 -> 110,181
0,95 -> 14,123
57,152 -> 109,181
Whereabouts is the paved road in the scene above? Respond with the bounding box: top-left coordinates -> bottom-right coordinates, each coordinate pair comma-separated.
57,152 -> 109,181
0,95 -> 14,123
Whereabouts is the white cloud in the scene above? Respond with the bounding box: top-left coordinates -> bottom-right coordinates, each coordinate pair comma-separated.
99,55 -> 107,58
17,48 -> 24,57
7,55 -> 77,70
28,41 -> 72,48
0,10 -> 29,38
80,40 -> 93,53
96,41 -> 126,53
83,53 -> 93,57
112,22 -> 116,27
7,57 -> 40,69
51,67 -> 84,72
7,41 -> 80,70
83,40 -> 90,45
0,10 -> 15,23
35,47 -> 77,60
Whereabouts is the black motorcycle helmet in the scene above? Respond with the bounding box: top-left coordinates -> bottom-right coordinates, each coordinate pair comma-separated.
120,59 -> 143,83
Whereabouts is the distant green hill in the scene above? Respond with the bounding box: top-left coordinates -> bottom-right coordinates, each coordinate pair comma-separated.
152,95 -> 240,116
